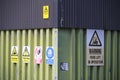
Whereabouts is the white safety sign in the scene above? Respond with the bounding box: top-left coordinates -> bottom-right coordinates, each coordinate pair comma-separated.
46,47 -> 54,64
87,29 -> 104,66
34,46 -> 42,64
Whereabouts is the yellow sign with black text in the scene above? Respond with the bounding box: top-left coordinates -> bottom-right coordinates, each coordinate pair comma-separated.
11,46 -> 18,63
43,5 -> 49,19
22,46 -> 30,63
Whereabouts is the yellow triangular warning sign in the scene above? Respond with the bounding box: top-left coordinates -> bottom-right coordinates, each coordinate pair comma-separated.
89,31 -> 102,46
12,47 -> 17,55
23,47 -> 29,56
45,7 -> 48,11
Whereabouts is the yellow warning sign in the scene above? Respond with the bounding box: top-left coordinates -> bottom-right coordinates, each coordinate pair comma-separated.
11,46 -> 18,63
43,5 -> 49,19
22,46 -> 30,63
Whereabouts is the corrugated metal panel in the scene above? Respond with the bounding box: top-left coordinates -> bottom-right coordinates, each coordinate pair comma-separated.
0,0 -> 58,30
0,29 -> 58,80
0,0 -> 120,30
58,0 -> 120,30
58,29 -> 120,80
0,28 -> 120,80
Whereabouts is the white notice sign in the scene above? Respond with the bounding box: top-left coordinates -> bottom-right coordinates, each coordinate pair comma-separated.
87,29 -> 104,66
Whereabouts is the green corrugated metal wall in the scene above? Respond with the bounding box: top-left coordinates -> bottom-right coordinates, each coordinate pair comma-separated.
0,29 -> 58,80
58,29 -> 120,80
0,29 -> 120,80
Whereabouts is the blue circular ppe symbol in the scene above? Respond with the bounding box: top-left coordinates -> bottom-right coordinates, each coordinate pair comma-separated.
46,48 -> 54,58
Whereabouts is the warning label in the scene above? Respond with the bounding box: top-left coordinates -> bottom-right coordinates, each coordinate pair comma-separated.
22,46 -> 30,63
87,29 -> 104,66
43,5 -> 49,19
11,46 -> 18,63
87,48 -> 104,65
89,31 -> 102,46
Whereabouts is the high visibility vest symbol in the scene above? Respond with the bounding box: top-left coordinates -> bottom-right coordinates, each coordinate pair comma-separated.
23,47 -> 29,56
12,47 -> 17,55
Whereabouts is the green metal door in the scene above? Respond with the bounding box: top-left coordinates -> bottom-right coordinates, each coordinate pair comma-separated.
58,29 -> 120,80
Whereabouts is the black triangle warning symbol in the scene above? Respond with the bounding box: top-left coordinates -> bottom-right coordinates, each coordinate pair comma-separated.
89,31 -> 102,46
12,47 -> 17,55
23,47 -> 29,56
45,7 -> 48,10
